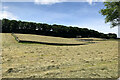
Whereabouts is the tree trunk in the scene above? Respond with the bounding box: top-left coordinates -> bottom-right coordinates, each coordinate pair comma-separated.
119,15 -> 120,38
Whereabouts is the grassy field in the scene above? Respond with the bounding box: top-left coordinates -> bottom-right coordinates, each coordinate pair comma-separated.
14,33 -> 86,44
1,33 -> 118,78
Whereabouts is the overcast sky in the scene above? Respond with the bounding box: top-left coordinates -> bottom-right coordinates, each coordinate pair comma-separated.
1,1 -> 118,37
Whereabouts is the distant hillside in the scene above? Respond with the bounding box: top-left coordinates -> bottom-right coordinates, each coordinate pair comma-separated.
1,19 -> 117,39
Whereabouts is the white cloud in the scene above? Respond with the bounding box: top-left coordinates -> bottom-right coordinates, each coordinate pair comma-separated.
34,0 -> 103,5
0,6 -> 18,20
89,0 -> 93,4
3,6 -> 9,10
34,0 -> 66,5
0,11 -> 18,20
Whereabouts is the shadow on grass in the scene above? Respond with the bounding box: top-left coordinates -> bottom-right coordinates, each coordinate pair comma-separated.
18,40 -> 86,46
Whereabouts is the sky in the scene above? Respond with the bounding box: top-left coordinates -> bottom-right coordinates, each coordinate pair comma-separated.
1,1 -> 118,37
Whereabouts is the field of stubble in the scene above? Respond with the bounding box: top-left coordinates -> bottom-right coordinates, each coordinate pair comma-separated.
1,33 -> 118,78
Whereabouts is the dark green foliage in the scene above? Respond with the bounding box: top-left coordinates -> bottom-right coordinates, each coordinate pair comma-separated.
2,18 -> 117,39
100,1 -> 120,27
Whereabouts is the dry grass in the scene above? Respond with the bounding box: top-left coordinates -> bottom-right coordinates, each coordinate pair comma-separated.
1,33 -> 118,78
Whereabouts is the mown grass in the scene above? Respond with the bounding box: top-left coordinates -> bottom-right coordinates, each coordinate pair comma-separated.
14,33 -> 86,44
13,33 -> 105,46
1,33 -> 118,78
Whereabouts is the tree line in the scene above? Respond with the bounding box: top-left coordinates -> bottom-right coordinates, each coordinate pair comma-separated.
1,18 -> 117,39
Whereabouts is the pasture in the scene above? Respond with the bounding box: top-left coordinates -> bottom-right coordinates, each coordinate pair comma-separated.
1,33 -> 118,78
